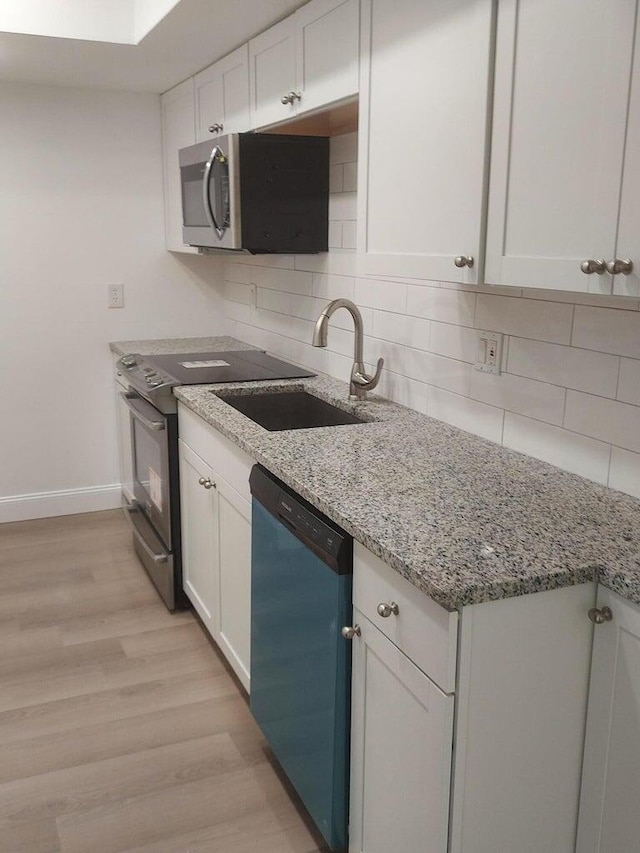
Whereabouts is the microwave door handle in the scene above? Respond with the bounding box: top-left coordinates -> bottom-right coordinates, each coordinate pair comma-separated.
121,392 -> 166,432
203,146 -> 224,239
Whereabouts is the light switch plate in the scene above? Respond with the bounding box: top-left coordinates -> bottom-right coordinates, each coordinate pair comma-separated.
474,330 -> 503,375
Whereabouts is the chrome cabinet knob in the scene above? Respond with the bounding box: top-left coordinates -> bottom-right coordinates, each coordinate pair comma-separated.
281,91 -> 302,105
377,602 -> 399,618
588,606 -> 613,624
606,258 -> 634,275
454,255 -> 474,269
580,259 -> 606,275
208,123 -> 223,133
341,625 -> 361,639
198,477 -> 216,490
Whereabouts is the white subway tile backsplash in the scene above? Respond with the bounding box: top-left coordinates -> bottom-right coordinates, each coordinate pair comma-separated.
224,281 -> 252,304
427,388 -> 505,444
342,161 -> 357,192
407,285 -> 476,326
475,295 -> 573,344
470,371 -> 566,426
354,278 -> 408,313
223,261 -> 253,284
257,288 -> 291,314
342,221 -> 357,250
507,338 -> 620,398
328,221 -> 343,249
522,288 -> 639,310
250,266 -> 314,295
329,164 -> 344,193
329,192 -> 357,221
372,311 -> 430,349
294,251 -> 359,276
503,413 -> 611,485
609,447 -> 640,499
330,131 -> 358,164
216,132 -> 640,503
429,322 -> 478,363
572,306 -> 640,358
564,391 -> 640,453
617,358 -> 640,406
312,273 -> 355,301
376,371 -> 429,413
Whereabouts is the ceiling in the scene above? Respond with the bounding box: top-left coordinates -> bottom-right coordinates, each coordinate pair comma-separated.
0,0 -> 306,94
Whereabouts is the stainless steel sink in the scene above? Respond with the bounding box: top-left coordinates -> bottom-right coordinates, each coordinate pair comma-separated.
217,391 -> 367,431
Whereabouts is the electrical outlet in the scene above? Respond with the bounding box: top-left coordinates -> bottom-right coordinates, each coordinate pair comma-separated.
108,283 -> 124,309
474,330 -> 503,375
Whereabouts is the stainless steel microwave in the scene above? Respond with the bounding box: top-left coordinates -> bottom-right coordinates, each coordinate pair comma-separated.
178,133 -> 329,253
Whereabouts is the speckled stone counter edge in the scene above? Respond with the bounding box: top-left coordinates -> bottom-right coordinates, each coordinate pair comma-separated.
109,336 -> 640,612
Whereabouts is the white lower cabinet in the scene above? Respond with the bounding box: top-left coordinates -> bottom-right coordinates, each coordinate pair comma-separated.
576,589 -> 640,853
349,609 -> 453,853
348,544 -> 597,853
177,404 -> 253,691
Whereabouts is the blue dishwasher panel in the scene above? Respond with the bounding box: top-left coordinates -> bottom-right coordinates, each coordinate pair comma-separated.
250,498 -> 352,850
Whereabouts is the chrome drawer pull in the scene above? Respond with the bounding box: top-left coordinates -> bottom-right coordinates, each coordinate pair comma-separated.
377,601 -> 399,618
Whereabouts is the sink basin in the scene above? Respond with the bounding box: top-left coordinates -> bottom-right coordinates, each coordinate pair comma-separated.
217,391 -> 367,431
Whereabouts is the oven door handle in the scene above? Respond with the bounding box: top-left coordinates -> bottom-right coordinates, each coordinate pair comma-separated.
121,392 -> 166,432
123,500 -> 168,564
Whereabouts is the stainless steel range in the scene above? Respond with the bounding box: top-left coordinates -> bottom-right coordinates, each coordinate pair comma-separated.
117,349 -> 315,610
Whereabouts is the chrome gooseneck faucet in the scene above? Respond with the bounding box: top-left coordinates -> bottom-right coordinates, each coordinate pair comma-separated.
312,298 -> 384,401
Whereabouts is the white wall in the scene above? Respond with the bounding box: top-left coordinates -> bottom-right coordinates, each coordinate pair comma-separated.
222,132 -> 640,502
0,81 -> 223,521
0,0 -> 133,43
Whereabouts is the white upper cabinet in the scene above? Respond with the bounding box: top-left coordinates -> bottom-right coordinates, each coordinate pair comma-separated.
249,0 -> 359,129
195,44 -> 250,142
160,78 -> 198,254
485,0 -> 639,293
614,21 -> 640,298
357,0 -> 495,283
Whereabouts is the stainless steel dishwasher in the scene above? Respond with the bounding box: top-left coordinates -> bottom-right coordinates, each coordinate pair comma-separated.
249,465 -> 352,851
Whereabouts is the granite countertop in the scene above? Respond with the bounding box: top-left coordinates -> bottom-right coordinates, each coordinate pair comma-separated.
110,336 -> 640,612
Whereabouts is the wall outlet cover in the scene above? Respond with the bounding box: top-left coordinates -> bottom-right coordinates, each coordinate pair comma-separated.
108,283 -> 124,309
475,330 -> 503,375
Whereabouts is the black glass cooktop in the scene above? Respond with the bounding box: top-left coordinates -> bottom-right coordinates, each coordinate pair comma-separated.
144,350 -> 315,385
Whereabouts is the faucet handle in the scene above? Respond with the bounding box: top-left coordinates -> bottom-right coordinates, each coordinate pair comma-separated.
353,357 -> 384,391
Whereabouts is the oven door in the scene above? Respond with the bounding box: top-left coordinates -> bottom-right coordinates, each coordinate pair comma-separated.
179,135 -> 241,250
122,390 -> 173,550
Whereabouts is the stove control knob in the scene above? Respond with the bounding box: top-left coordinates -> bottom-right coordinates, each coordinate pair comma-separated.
121,355 -> 137,368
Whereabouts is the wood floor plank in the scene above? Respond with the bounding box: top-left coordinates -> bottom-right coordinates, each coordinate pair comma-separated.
0,510 -> 327,853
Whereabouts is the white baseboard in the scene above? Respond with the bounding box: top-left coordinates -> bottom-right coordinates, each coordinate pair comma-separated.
0,484 -> 122,524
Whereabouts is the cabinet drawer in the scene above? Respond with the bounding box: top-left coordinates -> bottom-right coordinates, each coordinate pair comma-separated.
353,543 -> 457,693
178,403 -> 253,501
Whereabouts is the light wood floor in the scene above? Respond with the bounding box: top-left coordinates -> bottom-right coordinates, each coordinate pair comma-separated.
0,510 -> 330,853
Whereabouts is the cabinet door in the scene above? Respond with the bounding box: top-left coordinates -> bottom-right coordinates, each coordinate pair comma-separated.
214,475 -> 251,691
249,15 -> 297,129
295,0 -> 359,115
194,44 -> 250,142
614,7 -> 640,298
160,78 -> 198,254
349,610 -> 453,853
576,589 -> 640,853
358,0 -> 494,283
485,0 -> 638,292
178,440 -> 218,635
